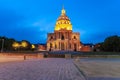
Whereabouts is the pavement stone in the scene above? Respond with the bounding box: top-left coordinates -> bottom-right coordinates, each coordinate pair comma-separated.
0,58 -> 85,80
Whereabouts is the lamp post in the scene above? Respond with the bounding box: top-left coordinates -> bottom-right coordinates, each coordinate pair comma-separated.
1,39 -> 4,53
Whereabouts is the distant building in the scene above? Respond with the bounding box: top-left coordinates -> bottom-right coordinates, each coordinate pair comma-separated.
47,7 -> 92,52
38,44 -> 46,51
80,43 -> 93,52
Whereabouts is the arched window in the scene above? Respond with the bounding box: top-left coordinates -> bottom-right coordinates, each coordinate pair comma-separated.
50,36 -> 53,40
64,21 -> 66,24
61,34 -> 64,40
74,43 -> 77,51
49,43 -> 52,51
74,36 -> 77,40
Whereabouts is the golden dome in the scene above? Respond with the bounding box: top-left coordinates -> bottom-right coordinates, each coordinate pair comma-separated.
55,7 -> 72,31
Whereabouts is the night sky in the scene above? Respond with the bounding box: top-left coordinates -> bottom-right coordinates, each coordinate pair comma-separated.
0,0 -> 120,44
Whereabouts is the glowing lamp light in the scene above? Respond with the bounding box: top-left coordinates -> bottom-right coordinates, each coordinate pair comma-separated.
12,42 -> 20,49
21,41 -> 28,48
32,44 -> 35,49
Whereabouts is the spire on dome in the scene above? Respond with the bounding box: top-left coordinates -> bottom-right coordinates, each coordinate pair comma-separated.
61,5 -> 66,15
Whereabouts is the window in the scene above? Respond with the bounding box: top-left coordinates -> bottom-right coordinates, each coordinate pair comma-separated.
50,36 -> 53,40
61,34 -> 64,40
74,43 -> 77,51
73,36 -> 77,40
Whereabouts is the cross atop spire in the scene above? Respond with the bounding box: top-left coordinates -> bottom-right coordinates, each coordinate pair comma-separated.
61,5 -> 66,15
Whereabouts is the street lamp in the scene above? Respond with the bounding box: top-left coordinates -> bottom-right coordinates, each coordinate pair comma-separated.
1,39 -> 4,53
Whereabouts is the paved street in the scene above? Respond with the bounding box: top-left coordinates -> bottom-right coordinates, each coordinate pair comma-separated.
75,58 -> 120,80
0,58 -> 85,80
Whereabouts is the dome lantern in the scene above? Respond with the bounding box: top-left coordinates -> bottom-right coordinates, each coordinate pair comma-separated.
61,6 -> 66,15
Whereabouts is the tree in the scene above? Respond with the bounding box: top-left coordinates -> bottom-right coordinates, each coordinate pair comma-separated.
102,35 -> 120,52
12,42 -> 20,50
0,37 -> 15,51
0,36 -> 33,51
20,40 -> 31,50
94,42 -> 104,51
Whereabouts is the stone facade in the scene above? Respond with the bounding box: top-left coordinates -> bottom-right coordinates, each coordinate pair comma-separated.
47,7 -> 82,51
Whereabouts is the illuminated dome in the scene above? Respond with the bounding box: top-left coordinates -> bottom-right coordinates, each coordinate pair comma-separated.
55,7 -> 72,31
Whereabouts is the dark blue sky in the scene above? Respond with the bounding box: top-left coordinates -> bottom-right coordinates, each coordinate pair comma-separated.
0,0 -> 120,44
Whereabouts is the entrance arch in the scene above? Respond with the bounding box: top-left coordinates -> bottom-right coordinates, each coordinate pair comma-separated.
74,43 -> 77,51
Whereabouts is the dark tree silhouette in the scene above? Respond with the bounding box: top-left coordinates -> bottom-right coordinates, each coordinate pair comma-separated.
103,35 -> 120,52
0,36 -> 33,51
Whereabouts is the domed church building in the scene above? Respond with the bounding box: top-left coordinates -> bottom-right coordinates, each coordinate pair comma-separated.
47,7 -> 82,51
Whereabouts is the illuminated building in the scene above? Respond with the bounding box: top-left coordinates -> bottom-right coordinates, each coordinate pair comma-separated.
47,7 -> 82,51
